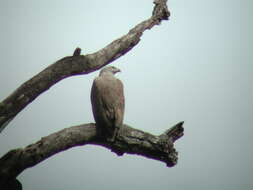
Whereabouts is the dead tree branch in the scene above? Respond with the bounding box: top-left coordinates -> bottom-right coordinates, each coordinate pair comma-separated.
0,0 -> 181,188
0,0 -> 170,132
0,122 -> 183,187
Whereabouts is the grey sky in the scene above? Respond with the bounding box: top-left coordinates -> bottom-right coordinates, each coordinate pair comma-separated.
0,0 -> 253,189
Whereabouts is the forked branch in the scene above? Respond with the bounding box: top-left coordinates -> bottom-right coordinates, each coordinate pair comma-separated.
0,1 -> 181,188
0,0 -> 170,132
0,122 -> 184,186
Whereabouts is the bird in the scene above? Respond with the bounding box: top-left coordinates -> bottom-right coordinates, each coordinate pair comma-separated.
90,66 -> 125,142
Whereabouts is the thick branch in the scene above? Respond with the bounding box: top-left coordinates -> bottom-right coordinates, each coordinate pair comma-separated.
0,121 -> 183,186
0,0 -> 170,132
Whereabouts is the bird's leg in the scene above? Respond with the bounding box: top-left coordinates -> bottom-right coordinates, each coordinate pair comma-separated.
108,126 -> 124,156
108,126 -> 120,143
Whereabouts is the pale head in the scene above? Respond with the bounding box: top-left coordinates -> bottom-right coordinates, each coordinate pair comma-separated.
99,66 -> 121,76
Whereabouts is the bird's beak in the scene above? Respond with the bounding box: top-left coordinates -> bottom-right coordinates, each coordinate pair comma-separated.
116,69 -> 121,73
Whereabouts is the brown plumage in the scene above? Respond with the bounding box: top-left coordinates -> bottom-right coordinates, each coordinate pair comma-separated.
91,66 -> 125,142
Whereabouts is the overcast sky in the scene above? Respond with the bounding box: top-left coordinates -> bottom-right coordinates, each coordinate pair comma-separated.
0,0 -> 253,189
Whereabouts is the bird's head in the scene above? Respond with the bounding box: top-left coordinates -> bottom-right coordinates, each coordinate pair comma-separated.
99,66 -> 121,76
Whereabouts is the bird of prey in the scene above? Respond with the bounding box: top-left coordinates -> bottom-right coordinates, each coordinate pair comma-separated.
91,66 -> 125,142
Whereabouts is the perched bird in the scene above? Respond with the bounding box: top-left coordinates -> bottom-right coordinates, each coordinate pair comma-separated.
91,66 -> 125,142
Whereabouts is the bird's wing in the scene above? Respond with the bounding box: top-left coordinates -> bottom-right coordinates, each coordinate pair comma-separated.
113,78 -> 125,128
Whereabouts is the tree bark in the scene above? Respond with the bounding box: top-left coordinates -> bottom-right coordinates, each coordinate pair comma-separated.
0,122 -> 184,187
0,0 -> 170,132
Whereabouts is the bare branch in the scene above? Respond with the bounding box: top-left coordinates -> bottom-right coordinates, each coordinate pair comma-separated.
0,0 -> 170,132
0,122 -> 184,186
